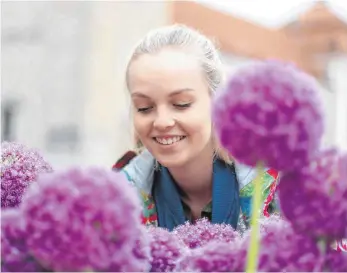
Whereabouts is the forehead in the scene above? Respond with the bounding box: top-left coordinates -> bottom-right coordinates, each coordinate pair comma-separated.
127,48 -> 207,94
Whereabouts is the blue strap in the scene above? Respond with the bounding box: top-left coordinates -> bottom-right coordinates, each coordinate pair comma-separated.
153,160 -> 240,231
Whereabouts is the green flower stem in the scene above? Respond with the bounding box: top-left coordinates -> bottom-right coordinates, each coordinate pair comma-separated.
246,163 -> 263,273
317,239 -> 328,272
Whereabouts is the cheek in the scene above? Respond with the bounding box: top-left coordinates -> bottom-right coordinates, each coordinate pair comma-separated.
133,114 -> 150,138
180,109 -> 212,139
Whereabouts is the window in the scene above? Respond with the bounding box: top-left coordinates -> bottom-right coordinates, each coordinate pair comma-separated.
45,124 -> 80,152
1,101 -> 17,141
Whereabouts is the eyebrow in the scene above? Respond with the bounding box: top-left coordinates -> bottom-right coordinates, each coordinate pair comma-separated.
131,88 -> 194,98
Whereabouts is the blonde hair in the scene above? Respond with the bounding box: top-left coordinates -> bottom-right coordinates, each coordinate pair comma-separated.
126,24 -> 233,165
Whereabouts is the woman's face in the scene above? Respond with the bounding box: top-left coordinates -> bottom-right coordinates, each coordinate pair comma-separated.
128,48 -> 213,168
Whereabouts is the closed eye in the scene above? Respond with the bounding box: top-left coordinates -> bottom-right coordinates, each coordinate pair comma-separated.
174,103 -> 191,109
137,107 -> 153,113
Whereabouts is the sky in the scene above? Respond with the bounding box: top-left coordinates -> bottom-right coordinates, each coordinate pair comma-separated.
195,0 -> 347,28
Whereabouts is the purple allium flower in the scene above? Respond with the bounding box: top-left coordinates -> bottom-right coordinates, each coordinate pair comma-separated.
256,216 -> 321,272
173,218 -> 239,249
324,249 -> 347,272
21,166 -> 146,272
178,217 -> 321,272
107,225 -> 151,272
147,226 -> 186,272
132,226 -> 152,270
176,239 -> 246,272
178,216 -> 324,272
212,60 -> 324,171
279,149 -> 347,240
1,209 -> 46,272
259,213 -> 283,233
1,141 -> 53,208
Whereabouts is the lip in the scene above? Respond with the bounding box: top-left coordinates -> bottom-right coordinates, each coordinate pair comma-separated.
152,136 -> 187,148
152,135 -> 185,139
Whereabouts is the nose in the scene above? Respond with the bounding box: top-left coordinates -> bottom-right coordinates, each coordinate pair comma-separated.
153,108 -> 175,131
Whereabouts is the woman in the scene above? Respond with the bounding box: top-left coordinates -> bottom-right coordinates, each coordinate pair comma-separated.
113,24 -> 278,231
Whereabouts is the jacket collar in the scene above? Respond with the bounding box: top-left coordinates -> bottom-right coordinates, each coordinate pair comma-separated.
122,149 -> 259,195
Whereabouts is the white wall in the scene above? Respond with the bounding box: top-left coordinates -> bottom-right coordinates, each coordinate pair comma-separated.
2,1 -> 89,167
318,86 -> 337,148
80,1 -> 170,167
221,53 -> 255,76
328,54 -> 347,151
1,1 -> 169,169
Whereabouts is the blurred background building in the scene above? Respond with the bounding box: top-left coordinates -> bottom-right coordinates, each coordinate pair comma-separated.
2,0 -> 347,169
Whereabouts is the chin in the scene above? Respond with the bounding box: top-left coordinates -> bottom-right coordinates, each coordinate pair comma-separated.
156,155 -> 188,169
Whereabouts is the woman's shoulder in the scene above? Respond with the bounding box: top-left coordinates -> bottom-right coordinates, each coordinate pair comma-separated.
112,151 -> 138,170
112,150 -> 279,196
112,151 -> 280,227
234,162 -> 278,190
112,149 -> 156,195
112,150 -> 158,226
235,162 -> 279,218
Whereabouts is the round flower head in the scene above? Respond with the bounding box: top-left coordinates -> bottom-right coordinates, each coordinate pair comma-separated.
21,166 -> 145,271
279,149 -> 347,240
173,218 -> 239,249
176,239 -> 246,272
1,209 -> 46,272
324,249 -> 347,272
108,225 -> 151,272
178,217 -> 321,272
132,225 -> 152,271
147,226 -> 186,272
1,142 -> 53,208
212,60 -> 324,171
259,213 -> 283,233
256,216 -> 321,271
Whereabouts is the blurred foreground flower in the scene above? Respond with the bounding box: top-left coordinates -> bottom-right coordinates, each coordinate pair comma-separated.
176,240 -> 245,272
1,142 -> 53,208
324,248 -> 347,272
279,149 -> 347,240
256,216 -> 321,271
1,209 -> 46,272
21,166 -> 148,272
212,60 -> 324,172
108,225 -> 151,272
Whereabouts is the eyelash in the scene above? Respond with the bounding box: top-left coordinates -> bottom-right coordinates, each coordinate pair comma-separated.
137,103 -> 191,113
174,103 -> 191,109
137,107 -> 152,113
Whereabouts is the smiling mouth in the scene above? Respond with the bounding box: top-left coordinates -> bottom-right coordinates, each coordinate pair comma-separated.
153,136 -> 186,145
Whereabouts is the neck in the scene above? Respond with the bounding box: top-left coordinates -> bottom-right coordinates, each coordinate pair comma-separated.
168,143 -> 214,204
